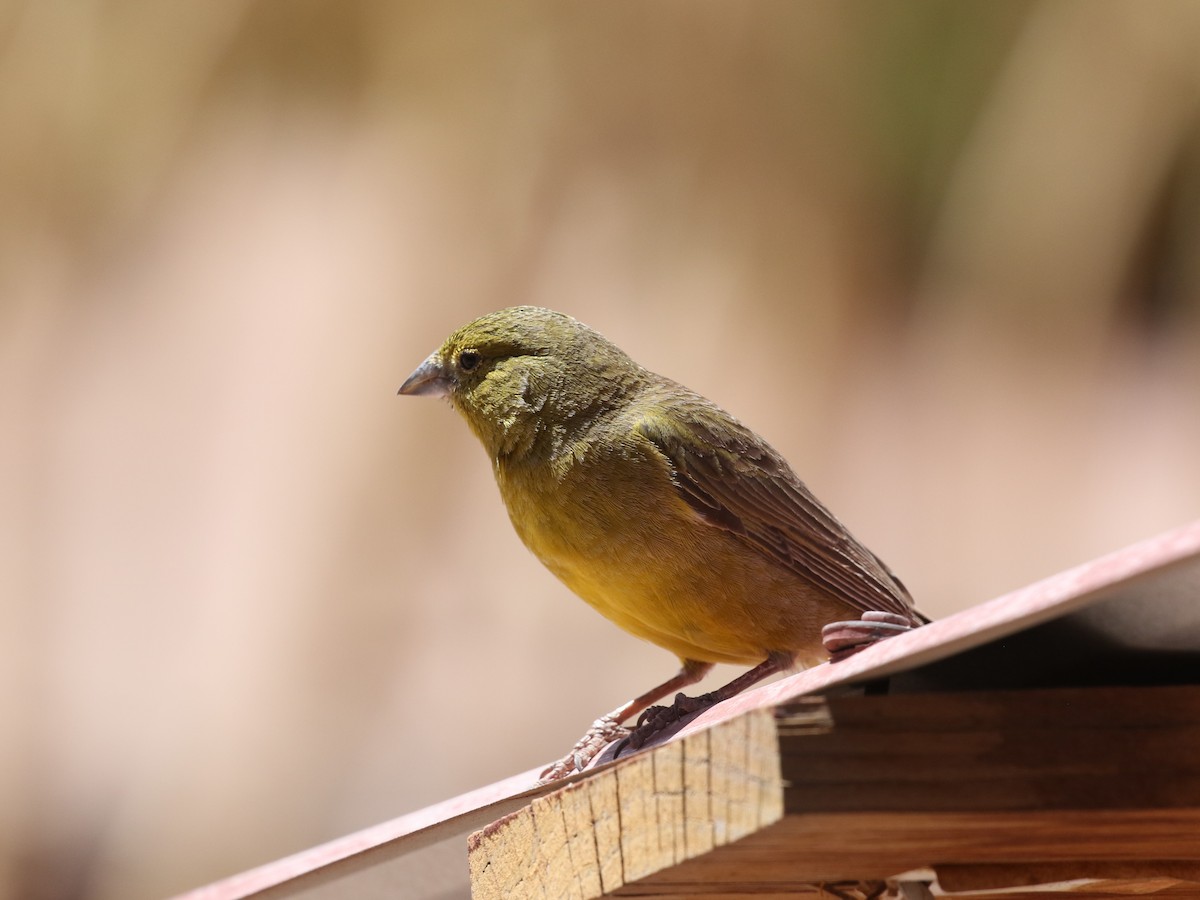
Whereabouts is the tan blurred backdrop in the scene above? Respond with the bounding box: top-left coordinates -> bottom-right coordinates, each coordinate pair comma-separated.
3,2 -> 1200,898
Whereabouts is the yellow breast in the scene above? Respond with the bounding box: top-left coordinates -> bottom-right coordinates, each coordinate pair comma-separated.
493,435 -> 841,666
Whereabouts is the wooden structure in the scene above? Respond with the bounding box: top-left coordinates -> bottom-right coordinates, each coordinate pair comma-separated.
176,520 -> 1200,899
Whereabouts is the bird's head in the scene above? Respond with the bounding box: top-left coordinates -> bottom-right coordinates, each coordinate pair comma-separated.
399,306 -> 639,460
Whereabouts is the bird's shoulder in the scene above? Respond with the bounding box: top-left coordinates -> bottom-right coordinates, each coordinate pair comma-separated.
620,378 -> 790,483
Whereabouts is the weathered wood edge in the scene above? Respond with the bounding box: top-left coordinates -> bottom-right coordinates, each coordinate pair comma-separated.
171,766 -> 547,900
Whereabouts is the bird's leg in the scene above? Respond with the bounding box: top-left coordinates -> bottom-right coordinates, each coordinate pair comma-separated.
538,659 -> 713,783
618,651 -> 794,756
822,611 -> 920,662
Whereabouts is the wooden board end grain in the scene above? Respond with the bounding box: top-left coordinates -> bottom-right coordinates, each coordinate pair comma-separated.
468,708 -> 783,900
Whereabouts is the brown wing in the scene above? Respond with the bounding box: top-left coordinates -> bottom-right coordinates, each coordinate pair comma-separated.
635,399 -> 916,621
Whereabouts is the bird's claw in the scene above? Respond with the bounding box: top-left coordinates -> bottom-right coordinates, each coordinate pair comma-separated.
633,692 -> 707,728
616,691 -> 717,757
823,611 -> 916,662
538,714 -> 630,783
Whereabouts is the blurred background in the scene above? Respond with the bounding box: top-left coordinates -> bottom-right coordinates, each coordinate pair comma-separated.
3,1 -> 1200,897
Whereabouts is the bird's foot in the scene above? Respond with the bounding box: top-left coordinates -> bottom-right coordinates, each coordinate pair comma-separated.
614,691 -> 717,757
823,611 -> 916,662
538,714 -> 630,783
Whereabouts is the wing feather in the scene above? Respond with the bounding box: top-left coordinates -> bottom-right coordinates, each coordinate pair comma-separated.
636,401 -> 915,621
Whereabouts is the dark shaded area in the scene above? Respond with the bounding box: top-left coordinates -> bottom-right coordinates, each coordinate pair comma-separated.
893,566 -> 1200,692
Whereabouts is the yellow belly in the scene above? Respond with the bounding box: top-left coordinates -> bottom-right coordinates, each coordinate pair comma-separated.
495,446 -> 850,667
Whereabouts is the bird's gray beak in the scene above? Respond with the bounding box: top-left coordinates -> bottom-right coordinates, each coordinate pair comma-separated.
398,352 -> 452,397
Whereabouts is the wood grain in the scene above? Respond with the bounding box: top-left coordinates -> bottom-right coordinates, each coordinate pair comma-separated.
781,685 -> 1200,814
468,708 -> 783,900
628,808 -> 1200,889
618,684 -> 1200,897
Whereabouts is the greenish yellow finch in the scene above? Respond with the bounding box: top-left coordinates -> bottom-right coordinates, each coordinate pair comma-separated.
400,307 -> 921,779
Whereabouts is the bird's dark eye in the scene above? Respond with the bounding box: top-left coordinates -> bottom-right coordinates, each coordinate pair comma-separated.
458,349 -> 481,372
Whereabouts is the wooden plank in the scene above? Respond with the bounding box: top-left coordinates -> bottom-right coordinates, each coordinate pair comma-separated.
470,808 -> 538,899
468,709 -> 783,900
530,791 -> 577,899
779,685 -> 1200,814
746,702 -> 784,830
616,685 -> 1200,896
618,754 -> 662,882
560,781 -> 603,898
707,715 -> 732,847
935,860 -> 1200,892
803,682 -> 1200,730
652,740 -> 685,868
961,891 -> 1196,900
613,881 -> 1200,898
589,768 -> 624,893
633,808 -> 1200,887
681,730 -> 713,860
612,892 -> 873,898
